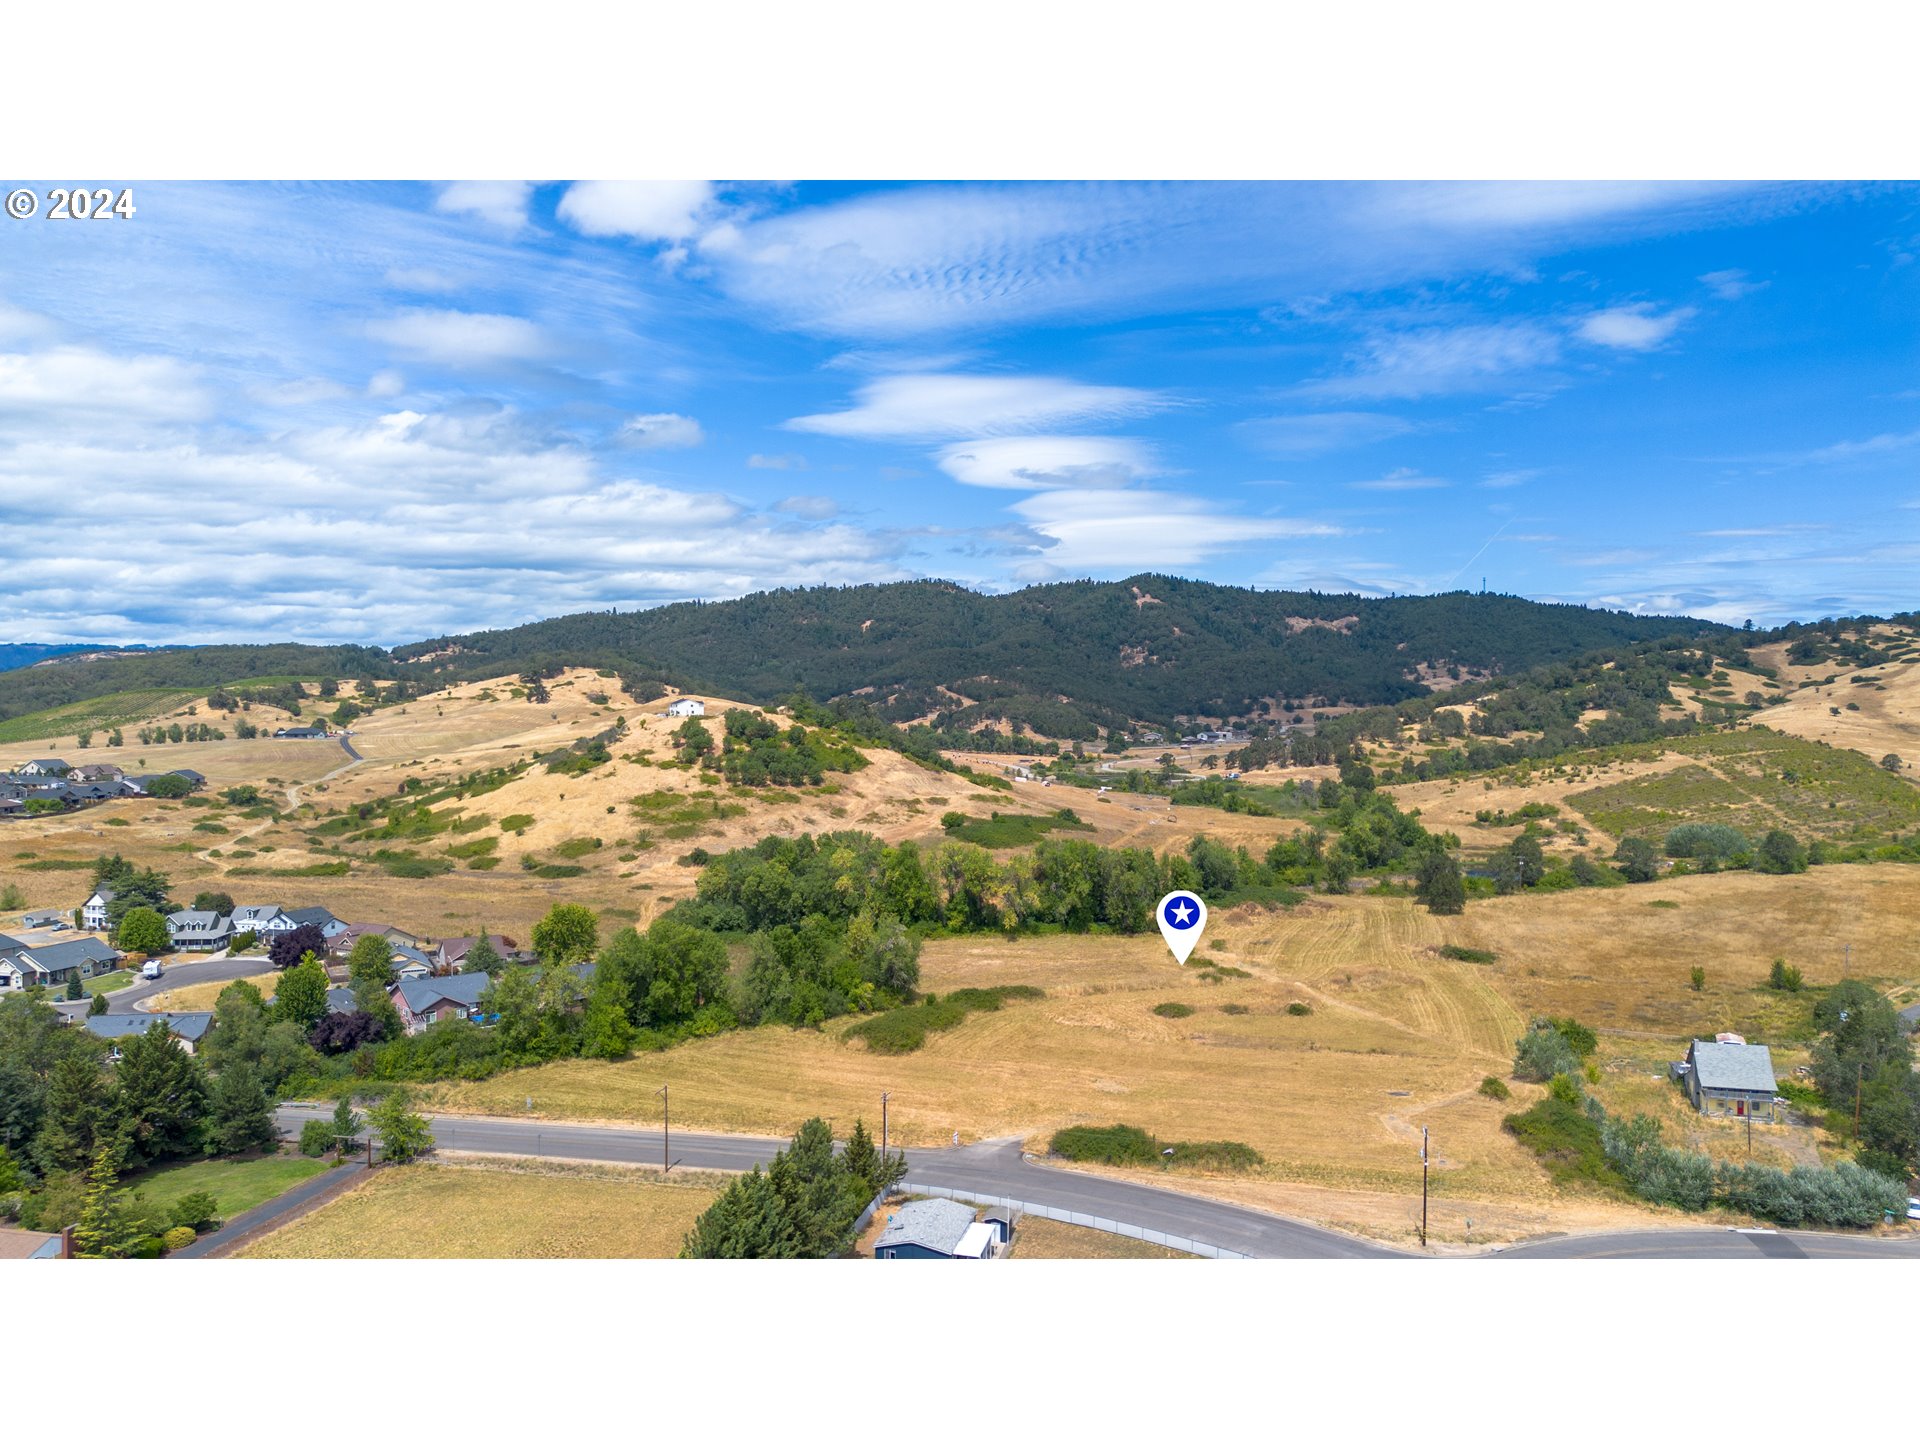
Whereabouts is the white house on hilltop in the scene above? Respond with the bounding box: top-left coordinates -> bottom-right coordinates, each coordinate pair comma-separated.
665,698 -> 705,718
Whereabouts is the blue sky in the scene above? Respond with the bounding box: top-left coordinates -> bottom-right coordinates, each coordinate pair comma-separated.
1,179 -> 1916,645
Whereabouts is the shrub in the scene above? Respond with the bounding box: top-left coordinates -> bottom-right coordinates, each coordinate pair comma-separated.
1439,944 -> 1496,965
299,1120 -> 336,1157
1049,1123 -> 1262,1172
1768,958 -> 1804,992
1513,1020 -> 1580,1081
171,1191 -> 218,1231
1286,1002 -> 1312,1016
161,1225 -> 198,1253
1478,1075 -> 1511,1100
1502,1095 -> 1625,1192
499,813 -> 535,834
1690,966 -> 1706,992
1221,1003 -> 1250,1015
1152,1002 -> 1195,1019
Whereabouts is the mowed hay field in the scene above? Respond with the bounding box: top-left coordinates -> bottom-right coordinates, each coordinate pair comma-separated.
431,863 -> 1920,1245
240,1158 -> 725,1258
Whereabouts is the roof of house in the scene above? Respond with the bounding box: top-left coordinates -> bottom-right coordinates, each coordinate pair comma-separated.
167,910 -> 233,937
285,906 -> 340,928
171,769 -> 206,783
324,987 -> 359,1015
232,905 -> 285,924
877,1198 -> 977,1256
85,1012 -> 214,1043
1688,1039 -> 1778,1094
0,1228 -> 63,1259
980,1204 -> 1015,1229
438,934 -> 517,962
26,936 -> 117,969
19,910 -> 67,925
85,887 -> 116,904
394,971 -> 493,1014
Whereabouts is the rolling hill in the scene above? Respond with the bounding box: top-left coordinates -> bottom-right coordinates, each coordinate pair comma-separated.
0,577 -> 1732,739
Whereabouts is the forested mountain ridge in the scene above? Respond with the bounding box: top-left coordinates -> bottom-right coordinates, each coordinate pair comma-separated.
392,576 -> 1729,731
0,577 -> 1731,737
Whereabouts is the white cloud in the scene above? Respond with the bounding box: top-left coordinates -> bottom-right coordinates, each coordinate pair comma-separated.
385,266 -> 463,293
1353,467 -> 1449,491
0,301 -> 56,346
367,369 -> 407,399
1577,303 -> 1695,351
1238,411 -> 1413,456
618,413 -> 705,450
1700,268 -> 1767,300
774,495 -> 839,519
1306,322 -> 1561,398
1008,488 -> 1343,575
433,181 -> 535,231
748,452 -> 807,470
366,309 -> 548,365
558,181 -> 716,243
935,436 -> 1158,490
252,376 -> 350,407
0,346 -> 210,422
787,372 -> 1166,441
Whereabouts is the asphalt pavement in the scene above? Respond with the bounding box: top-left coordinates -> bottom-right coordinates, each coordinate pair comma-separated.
53,952 -> 276,1021
273,1104 -> 1918,1259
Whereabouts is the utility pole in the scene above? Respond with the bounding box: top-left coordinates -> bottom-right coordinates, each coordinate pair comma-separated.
1854,1061 -> 1864,1142
881,1091 -> 890,1157
658,1083 -> 672,1173
1844,943 -> 1851,981
1420,1126 -> 1429,1249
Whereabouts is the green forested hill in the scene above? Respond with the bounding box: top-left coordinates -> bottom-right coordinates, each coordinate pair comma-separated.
0,578 -> 1727,738
394,576 -> 1726,728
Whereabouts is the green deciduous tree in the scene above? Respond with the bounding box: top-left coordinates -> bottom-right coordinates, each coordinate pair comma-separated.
531,903 -> 599,966
115,907 -> 169,955
1414,848 -> 1466,915
369,1092 -> 431,1163
1614,836 -> 1660,883
275,958 -> 330,1032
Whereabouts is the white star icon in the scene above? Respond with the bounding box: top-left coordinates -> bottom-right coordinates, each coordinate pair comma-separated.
1169,900 -> 1195,926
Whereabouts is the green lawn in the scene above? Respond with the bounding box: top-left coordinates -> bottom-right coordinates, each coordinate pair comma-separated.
119,1154 -> 330,1222
83,970 -> 135,996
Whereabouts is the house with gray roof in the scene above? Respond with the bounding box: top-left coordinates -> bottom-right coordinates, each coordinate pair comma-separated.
18,758 -> 71,776
874,1197 -> 998,1260
392,971 -> 496,1034
232,904 -> 296,936
0,935 -> 120,990
1681,1038 -> 1779,1122
285,906 -> 347,940
81,888 -> 116,931
166,909 -> 234,952
85,1011 -> 215,1055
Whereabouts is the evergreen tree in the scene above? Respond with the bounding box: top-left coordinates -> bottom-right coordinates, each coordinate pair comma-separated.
88,992 -> 108,1017
681,1167 -> 797,1258
332,1095 -> 363,1153
112,1023 -> 208,1167
203,1061 -> 277,1156
463,935 -> 504,977
73,1137 -> 145,1258
33,1051 -> 110,1176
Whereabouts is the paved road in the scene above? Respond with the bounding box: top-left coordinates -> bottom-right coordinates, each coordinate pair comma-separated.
270,1105 -> 1920,1260
273,1105 -> 1382,1257
337,735 -> 362,763
52,953 -> 277,1020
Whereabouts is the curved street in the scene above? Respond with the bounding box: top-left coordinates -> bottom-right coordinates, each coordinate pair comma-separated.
270,1104 -> 1920,1260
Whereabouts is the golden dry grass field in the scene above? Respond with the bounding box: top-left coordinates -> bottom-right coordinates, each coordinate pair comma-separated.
239,1157 -> 724,1258
147,969 -> 281,1012
428,863 -> 1920,1245
1007,1217 -> 1191,1259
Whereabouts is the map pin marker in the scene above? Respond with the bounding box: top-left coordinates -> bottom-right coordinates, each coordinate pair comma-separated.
1156,889 -> 1208,965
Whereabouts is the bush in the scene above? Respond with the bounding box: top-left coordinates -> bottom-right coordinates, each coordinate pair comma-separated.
1690,966 -> 1706,992
161,1225 -> 199,1253
1767,958 -> 1804,992
1286,1002 -> 1312,1016
228,931 -> 257,953
1049,1123 -> 1262,1172
1503,1095 -> 1626,1193
299,1120 -> 337,1157
1439,944 -> 1496,965
844,985 -> 1044,1054
1478,1075 -> 1511,1100
1513,1021 -> 1581,1081
1152,1002 -> 1195,1019
171,1191 -> 219,1231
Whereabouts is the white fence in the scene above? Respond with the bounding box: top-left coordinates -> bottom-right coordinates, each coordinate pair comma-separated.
895,1182 -> 1252,1259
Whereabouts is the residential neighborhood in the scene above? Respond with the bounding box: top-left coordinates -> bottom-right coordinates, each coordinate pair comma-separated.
1,761 -> 208,820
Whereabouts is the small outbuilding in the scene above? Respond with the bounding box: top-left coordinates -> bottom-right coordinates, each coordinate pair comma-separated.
875,1198 -> 1000,1260
1683,1038 -> 1779,1122
665,698 -> 706,718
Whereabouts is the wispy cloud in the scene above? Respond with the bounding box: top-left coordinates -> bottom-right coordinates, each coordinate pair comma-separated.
618,413 -> 704,450
1305,321 -> 1561,399
434,181 -> 535,231
1008,488 -> 1343,577
1576,303 -> 1695,351
366,309 -> 548,365
748,452 -> 807,470
935,435 -> 1157,490
1353,467 -> 1449,491
1700,268 -> 1767,300
1238,410 -> 1413,456
786,372 -> 1167,441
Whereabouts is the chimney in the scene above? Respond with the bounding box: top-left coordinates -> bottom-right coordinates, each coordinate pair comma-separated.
59,1225 -> 76,1259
